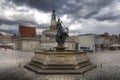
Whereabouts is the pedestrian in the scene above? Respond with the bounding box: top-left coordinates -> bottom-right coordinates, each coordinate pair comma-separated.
4,47 -> 7,51
19,62 -> 21,67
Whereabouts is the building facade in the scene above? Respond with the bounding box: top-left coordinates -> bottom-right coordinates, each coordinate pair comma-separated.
14,38 -> 40,51
0,33 -> 12,44
77,34 -> 111,51
40,38 -> 75,50
14,25 -> 40,51
78,34 -> 95,51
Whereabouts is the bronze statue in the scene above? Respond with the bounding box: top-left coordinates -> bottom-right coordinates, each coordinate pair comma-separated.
56,18 -> 69,46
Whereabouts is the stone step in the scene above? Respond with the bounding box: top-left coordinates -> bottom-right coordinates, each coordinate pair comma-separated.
30,61 -> 76,69
78,61 -> 92,68
78,64 -> 96,73
24,63 -> 96,74
29,61 -> 92,70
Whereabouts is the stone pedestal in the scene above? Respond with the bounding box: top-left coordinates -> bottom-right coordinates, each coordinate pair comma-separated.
25,46 -> 96,74
55,46 -> 66,51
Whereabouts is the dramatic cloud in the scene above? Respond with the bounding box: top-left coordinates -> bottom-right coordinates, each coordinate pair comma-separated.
80,19 -> 120,34
92,1 -> 120,21
0,0 -> 120,35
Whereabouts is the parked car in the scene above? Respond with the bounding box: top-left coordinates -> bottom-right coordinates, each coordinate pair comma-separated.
80,47 -> 93,52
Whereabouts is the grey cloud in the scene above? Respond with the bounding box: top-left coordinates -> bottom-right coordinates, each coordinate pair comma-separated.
94,13 -> 120,21
94,26 -> 120,35
81,19 -> 120,35
11,0 -> 113,19
0,29 -> 17,34
92,5 -> 120,21
0,23 -> 49,34
10,0 -> 108,16
11,0 -> 67,13
74,0 -> 114,19
36,24 -> 49,29
0,0 -> 119,35
0,19 -> 37,26
81,0 -> 113,7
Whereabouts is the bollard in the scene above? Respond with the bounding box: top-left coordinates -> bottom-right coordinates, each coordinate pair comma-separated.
81,73 -> 86,80
75,76 -> 80,80
101,64 -> 102,68
18,62 -> 21,67
35,71 -> 38,76
82,73 -> 85,77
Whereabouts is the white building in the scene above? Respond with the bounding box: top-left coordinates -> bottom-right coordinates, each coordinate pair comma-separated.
0,34 -> 12,44
13,25 -> 40,51
40,38 -> 75,50
14,38 -> 40,51
77,34 -> 111,51
78,34 -> 96,51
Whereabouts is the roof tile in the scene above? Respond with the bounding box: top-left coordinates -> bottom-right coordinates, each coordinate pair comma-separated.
19,25 -> 36,38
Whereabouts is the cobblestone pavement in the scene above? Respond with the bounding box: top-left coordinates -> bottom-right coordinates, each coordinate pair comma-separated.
0,48 -> 34,69
0,48 -> 120,80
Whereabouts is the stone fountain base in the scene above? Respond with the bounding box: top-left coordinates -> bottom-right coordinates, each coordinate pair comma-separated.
25,46 -> 96,74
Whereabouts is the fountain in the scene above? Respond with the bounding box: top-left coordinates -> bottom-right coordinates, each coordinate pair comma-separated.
25,18 -> 96,74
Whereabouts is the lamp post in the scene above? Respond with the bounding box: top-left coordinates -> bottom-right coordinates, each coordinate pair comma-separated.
75,42 -> 78,51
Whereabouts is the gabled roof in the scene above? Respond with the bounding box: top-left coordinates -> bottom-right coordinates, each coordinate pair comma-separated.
19,25 -> 36,38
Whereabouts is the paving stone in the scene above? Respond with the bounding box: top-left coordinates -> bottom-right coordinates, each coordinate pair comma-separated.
0,48 -> 120,80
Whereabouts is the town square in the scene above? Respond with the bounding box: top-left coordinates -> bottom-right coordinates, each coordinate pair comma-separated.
0,48 -> 120,80
0,0 -> 120,80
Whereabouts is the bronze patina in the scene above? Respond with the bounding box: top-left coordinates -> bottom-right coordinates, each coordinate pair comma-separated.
56,19 -> 69,46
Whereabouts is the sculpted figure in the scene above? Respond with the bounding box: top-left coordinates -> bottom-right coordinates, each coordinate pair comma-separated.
56,19 -> 69,46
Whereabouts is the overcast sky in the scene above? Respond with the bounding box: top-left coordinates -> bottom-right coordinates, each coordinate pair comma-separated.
0,0 -> 120,35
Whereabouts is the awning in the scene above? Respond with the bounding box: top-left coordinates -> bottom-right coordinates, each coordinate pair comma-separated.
110,44 -> 120,47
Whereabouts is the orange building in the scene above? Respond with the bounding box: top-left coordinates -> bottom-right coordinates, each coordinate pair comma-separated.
14,25 -> 40,51
19,25 -> 36,38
